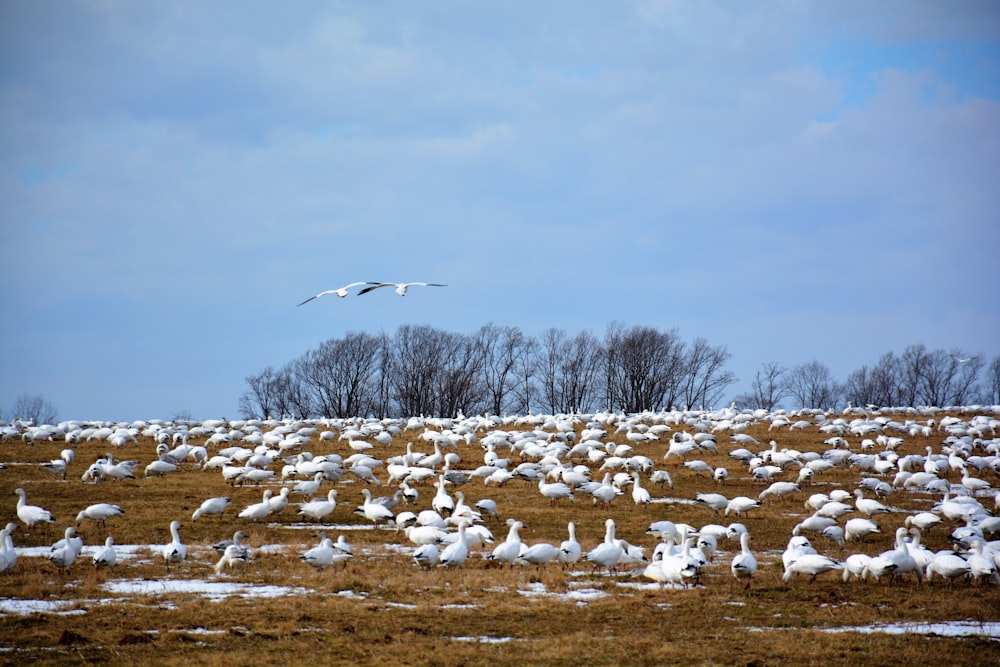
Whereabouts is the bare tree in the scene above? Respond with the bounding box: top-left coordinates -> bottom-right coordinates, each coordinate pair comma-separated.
734,361 -> 786,411
987,355 -> 1000,405
843,352 -> 903,408
432,331 -> 486,417
8,393 -> 59,425
390,325 -> 454,417
239,366 -> 283,419
510,335 -> 539,415
296,332 -> 383,418
604,324 -> 685,413
897,344 -> 983,406
783,361 -> 842,410
680,338 -> 736,409
538,328 -> 603,414
477,323 -> 530,416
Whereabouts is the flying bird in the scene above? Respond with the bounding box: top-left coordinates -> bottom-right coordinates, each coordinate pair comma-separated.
297,282 -> 373,306
357,282 -> 447,297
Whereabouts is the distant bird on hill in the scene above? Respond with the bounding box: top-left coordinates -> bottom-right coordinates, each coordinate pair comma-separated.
297,282 -> 373,305
357,282 -> 447,297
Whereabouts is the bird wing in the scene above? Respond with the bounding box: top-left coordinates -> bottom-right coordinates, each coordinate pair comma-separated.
357,282 -> 394,296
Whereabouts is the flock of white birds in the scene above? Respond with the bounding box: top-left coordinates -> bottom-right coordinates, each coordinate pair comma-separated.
3,404 -> 1000,591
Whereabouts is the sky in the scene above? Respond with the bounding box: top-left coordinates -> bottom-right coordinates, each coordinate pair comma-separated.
1,1 -> 998,421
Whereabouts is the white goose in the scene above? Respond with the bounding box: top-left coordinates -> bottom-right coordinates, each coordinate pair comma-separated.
585,518 -> 624,575
924,550 -> 970,583
192,496 -> 231,521
558,521 -> 581,568
357,489 -> 394,526
292,473 -> 326,497
730,532 -> 757,589
853,489 -> 890,518
0,523 -> 17,573
297,282 -> 373,305
413,543 -> 440,569
238,490 -> 275,522
49,527 -> 82,574
14,488 -> 55,530
517,541 -> 559,567
438,522 -> 470,567
300,537 -> 336,569
782,553 -> 842,583
538,478 -> 574,506
213,531 -> 250,574
488,519 -> 524,567
298,489 -> 338,522
844,517 -> 881,542
267,487 -> 292,516
162,520 -> 187,567
93,536 -> 117,570
357,281 -> 447,297
631,472 -> 651,507
75,503 -> 124,529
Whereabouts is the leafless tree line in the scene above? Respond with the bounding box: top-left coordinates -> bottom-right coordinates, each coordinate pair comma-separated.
735,345 -> 1000,411
238,323 -> 736,419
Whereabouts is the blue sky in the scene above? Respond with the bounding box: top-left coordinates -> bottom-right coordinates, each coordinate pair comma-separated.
2,1 -> 998,421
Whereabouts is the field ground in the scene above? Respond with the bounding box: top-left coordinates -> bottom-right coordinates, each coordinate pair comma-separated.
1,409 -> 999,666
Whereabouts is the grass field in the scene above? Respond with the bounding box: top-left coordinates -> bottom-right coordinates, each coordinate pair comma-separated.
1,409 -> 999,666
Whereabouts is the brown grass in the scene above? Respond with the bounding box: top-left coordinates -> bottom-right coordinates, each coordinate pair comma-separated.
1,412 -> 999,666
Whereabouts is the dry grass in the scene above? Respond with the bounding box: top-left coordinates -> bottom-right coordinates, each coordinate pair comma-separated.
1,412 -> 999,666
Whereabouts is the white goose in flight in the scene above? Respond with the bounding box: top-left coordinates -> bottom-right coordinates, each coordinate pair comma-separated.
357,282 -> 447,297
297,282 -> 373,306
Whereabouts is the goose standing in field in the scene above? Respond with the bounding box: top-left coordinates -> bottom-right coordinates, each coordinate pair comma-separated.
300,536 -> 337,570
844,518 -> 882,542
49,527 -> 82,574
488,519 -> 524,567
0,523 -> 18,573
904,512 -> 942,533
42,458 -> 68,479
162,520 -> 187,567
475,498 -> 499,521
631,471 -> 652,507
865,527 -> 920,583
730,532 -> 757,589
438,521 -> 470,568
297,282 -> 373,305
298,489 -> 338,522
538,477 -> 574,506
924,550 -> 971,584
558,521 -> 581,568
725,496 -> 761,517
357,488 -> 394,527
292,472 -> 326,497
75,503 -> 124,530
192,496 -> 231,521
213,530 -> 250,574
967,540 -> 1000,585
93,536 -> 117,570
413,542 -> 440,569
695,493 -> 729,514
13,488 -> 55,530
782,552 -> 842,584
431,478 -> 455,516
842,553 -> 873,582
517,540 -> 560,567
267,487 -> 292,516
586,518 -> 624,575
357,281 -> 447,297
853,489 -> 891,518
238,490 -> 275,523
